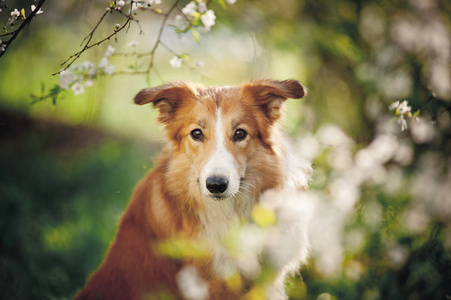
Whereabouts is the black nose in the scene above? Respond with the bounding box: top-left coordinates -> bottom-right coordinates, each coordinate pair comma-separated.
206,176 -> 229,194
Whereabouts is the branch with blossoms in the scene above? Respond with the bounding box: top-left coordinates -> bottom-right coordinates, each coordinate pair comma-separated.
26,0 -> 236,104
388,100 -> 419,131
52,1 -> 147,76
0,0 -> 45,57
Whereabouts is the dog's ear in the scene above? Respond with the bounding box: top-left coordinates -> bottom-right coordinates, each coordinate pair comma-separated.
242,79 -> 307,123
134,81 -> 197,124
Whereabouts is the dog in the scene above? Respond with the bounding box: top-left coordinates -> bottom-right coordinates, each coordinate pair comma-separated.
75,79 -> 311,300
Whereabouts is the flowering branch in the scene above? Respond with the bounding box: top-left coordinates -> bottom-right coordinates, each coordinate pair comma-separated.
388,100 -> 419,131
28,0 -> 236,103
53,5 -> 142,76
0,0 -> 46,57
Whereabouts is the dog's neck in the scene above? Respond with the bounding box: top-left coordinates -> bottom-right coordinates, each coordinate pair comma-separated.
197,189 -> 257,240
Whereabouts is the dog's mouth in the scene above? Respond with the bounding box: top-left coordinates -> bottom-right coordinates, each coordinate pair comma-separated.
211,195 -> 227,201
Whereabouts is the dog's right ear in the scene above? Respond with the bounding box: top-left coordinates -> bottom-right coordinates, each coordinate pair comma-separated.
134,81 -> 197,124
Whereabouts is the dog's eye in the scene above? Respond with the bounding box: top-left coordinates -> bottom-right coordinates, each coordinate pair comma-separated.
234,129 -> 247,141
190,129 -> 204,141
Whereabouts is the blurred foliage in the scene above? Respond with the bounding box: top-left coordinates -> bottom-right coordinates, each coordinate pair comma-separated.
0,110 -> 155,299
0,0 -> 451,299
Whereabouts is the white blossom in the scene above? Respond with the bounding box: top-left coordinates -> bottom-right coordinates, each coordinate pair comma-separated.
85,79 -> 94,87
31,5 -> 43,14
182,1 -> 197,16
98,57 -> 110,69
397,100 -> 411,114
59,69 -> 77,90
225,0 -> 237,4
103,64 -> 116,75
10,8 -> 20,18
298,134 -> 321,161
317,123 -> 353,147
80,61 -> 95,71
198,2 -> 207,13
176,266 -> 209,300
136,0 -> 161,7
398,115 -> 408,131
389,100 -> 412,115
389,100 -> 414,131
174,14 -> 189,31
169,56 -> 183,68
388,100 -> 400,111
104,45 -> 115,57
127,40 -> 140,47
71,82 -> 85,95
200,10 -> 216,31
131,2 -> 143,11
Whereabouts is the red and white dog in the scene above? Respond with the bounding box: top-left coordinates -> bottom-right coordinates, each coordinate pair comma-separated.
75,79 -> 311,300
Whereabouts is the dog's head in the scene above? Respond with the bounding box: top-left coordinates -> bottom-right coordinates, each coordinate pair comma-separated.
134,79 -> 306,200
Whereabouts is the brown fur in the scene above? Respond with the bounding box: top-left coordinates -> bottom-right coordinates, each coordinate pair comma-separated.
75,79 -> 307,300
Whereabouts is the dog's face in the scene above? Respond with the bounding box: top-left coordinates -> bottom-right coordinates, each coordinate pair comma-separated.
134,80 -> 306,200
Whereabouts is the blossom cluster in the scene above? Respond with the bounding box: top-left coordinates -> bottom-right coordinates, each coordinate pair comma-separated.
110,0 -> 162,12
0,2 -> 43,52
2,3 -> 43,32
170,0 -> 237,68
388,100 -> 418,131
174,1 -> 218,33
59,46 -> 116,95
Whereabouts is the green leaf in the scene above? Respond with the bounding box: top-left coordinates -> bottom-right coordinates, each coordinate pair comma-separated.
191,29 -> 201,44
218,0 -> 226,9
179,53 -> 190,60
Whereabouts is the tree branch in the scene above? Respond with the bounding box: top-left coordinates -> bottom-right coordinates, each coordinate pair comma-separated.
0,0 -> 46,58
146,0 -> 180,85
53,9 -> 138,76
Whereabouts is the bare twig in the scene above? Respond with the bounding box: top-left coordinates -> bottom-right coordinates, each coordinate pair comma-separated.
0,0 -> 46,58
146,0 -> 180,85
53,9 -> 137,75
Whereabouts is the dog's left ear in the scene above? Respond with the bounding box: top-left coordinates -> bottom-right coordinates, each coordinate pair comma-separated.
134,81 -> 196,124
242,79 -> 307,123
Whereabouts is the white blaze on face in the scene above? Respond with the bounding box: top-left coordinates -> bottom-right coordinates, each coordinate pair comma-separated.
200,109 -> 240,198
